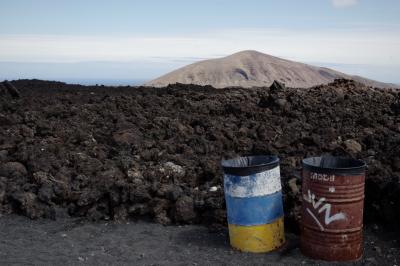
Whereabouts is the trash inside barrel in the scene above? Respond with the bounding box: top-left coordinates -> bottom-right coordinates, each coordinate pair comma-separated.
222,155 -> 285,253
300,156 -> 367,261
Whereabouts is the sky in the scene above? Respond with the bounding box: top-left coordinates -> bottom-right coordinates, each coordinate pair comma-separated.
0,0 -> 399,85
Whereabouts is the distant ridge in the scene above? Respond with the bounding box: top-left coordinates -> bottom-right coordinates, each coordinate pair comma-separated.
145,50 -> 396,89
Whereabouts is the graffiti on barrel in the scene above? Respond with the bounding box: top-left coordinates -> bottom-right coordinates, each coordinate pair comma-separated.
303,178 -> 346,231
309,172 -> 335,182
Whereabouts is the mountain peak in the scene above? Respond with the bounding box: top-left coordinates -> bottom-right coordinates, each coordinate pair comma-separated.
230,50 -> 265,56
227,50 -> 282,61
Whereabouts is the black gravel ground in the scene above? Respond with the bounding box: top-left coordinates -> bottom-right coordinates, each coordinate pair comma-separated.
0,215 -> 399,266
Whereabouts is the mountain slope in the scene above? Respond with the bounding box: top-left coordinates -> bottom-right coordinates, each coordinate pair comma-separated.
145,50 -> 396,88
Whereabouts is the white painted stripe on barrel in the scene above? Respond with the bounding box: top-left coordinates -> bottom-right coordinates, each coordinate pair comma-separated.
224,166 -> 282,198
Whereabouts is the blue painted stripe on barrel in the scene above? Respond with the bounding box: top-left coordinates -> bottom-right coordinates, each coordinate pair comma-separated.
225,191 -> 284,226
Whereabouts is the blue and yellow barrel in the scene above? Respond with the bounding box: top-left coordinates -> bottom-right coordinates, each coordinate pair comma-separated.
222,155 -> 285,253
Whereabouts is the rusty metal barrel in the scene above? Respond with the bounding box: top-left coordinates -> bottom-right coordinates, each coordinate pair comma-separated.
300,156 -> 367,261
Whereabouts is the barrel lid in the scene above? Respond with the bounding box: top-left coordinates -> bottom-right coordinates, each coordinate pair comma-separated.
221,155 -> 279,176
302,156 -> 366,175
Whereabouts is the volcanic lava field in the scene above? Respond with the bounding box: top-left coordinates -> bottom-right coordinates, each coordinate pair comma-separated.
0,79 -> 399,234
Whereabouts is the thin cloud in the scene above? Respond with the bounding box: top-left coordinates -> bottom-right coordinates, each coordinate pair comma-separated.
0,27 -> 399,66
331,0 -> 358,8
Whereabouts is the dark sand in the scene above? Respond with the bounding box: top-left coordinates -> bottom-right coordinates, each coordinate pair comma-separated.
0,215 -> 398,266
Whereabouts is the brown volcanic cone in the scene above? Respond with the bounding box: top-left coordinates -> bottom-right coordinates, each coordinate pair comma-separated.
145,50 -> 396,88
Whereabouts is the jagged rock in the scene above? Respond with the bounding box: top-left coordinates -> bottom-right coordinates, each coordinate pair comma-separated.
392,157 -> 400,171
32,171 -> 52,185
288,178 -> 300,195
275,98 -> 288,108
174,195 -> 196,223
0,162 -> 27,178
38,182 -> 54,203
128,203 -> 148,215
152,199 -> 171,225
258,95 -> 274,108
130,186 -> 151,203
0,150 -> 9,162
163,161 -> 185,178
113,205 -> 128,221
0,83 -> 7,96
270,80 -> 286,92
3,81 -> 20,98
112,128 -> 142,146
0,176 -> 6,203
344,139 -> 362,154
10,192 -> 49,219
0,114 -> 14,126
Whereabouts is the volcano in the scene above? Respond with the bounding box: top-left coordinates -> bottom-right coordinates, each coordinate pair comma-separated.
145,50 -> 396,88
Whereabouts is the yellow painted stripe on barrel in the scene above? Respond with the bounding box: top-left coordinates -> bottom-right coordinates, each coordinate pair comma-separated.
228,217 -> 285,253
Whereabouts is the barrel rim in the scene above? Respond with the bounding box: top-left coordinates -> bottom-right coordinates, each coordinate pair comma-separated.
222,155 -> 279,176
302,156 -> 366,175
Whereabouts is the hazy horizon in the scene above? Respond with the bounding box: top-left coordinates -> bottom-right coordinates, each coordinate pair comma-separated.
1,0 -> 400,85
1,59 -> 399,86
